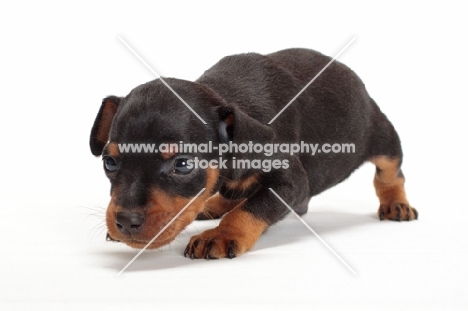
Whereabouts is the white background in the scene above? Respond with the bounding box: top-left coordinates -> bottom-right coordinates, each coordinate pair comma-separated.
1,1 -> 467,310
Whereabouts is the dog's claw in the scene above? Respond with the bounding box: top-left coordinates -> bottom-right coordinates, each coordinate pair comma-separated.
413,209 -> 418,220
184,245 -> 197,259
394,204 -> 402,221
205,240 -> 215,260
227,241 -> 236,259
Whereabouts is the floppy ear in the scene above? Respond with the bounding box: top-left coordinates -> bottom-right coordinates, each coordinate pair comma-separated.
218,106 -> 274,144
218,106 -> 275,180
89,96 -> 121,156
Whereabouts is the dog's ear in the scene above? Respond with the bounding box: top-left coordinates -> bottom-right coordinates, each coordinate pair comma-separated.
89,96 -> 121,156
218,106 -> 275,180
218,106 -> 274,143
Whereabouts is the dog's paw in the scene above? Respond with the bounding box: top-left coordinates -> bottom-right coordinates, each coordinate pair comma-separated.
378,202 -> 418,221
186,208 -> 267,259
184,227 -> 241,259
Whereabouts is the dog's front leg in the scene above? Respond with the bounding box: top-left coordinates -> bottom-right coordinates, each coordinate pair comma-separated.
184,156 -> 309,259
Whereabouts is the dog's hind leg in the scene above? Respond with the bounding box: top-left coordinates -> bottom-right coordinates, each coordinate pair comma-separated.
367,104 -> 418,221
370,156 -> 418,221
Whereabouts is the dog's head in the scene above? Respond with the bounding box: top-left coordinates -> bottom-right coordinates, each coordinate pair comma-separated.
90,79 -> 221,248
90,78 -> 274,249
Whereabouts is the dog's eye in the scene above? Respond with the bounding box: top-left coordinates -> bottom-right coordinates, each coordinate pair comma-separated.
174,157 -> 193,174
103,156 -> 118,172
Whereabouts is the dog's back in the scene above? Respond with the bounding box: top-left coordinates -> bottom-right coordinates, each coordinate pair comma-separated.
198,48 -> 386,195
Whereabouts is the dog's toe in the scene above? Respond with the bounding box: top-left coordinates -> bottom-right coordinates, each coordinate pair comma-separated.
184,228 -> 238,259
378,202 -> 418,221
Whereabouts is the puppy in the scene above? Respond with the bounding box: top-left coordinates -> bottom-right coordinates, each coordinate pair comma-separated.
90,48 -> 417,259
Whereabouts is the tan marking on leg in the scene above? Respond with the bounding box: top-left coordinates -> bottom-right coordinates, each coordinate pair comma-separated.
199,192 -> 244,219
185,203 -> 268,259
370,156 -> 417,221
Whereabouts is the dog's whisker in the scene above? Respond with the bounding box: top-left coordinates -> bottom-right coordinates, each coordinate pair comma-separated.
79,205 -> 106,212
88,221 -> 106,240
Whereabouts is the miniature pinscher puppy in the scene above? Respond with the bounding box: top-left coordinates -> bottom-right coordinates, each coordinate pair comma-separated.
90,48 -> 418,259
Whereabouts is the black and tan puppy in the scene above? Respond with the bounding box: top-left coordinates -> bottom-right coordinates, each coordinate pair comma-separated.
90,48 -> 417,259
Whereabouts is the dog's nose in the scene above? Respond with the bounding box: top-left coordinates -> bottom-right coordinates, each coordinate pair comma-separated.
115,212 -> 145,234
